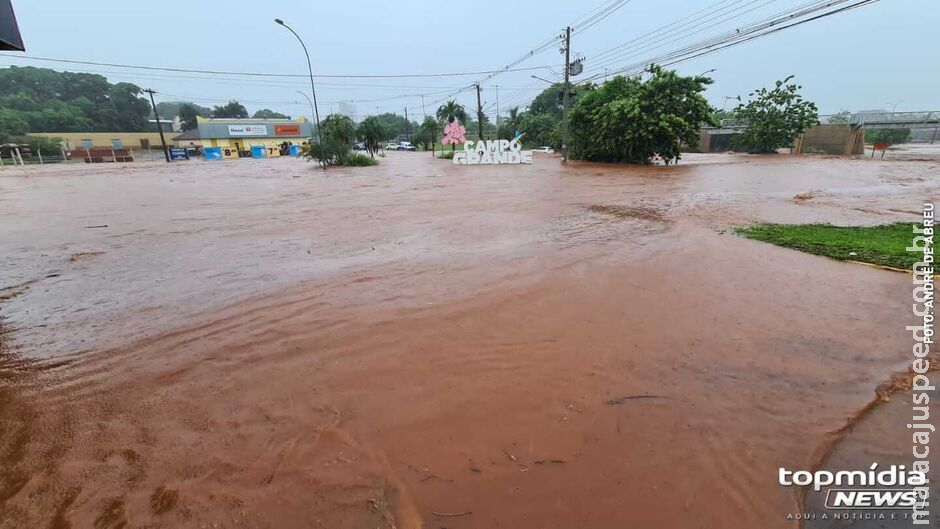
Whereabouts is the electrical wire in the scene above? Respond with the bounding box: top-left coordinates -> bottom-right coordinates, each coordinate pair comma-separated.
0,54 -> 557,79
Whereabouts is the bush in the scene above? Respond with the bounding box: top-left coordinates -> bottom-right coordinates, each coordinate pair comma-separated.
438,151 -> 455,159
569,68 -> 715,164
732,76 -> 819,153
302,114 -> 361,166
340,152 -> 378,166
865,128 -> 910,145
519,113 -> 560,149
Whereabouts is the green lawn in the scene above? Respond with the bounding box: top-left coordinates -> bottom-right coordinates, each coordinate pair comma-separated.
735,222 -> 922,270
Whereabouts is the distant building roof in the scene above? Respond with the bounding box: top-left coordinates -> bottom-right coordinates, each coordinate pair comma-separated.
173,129 -> 201,141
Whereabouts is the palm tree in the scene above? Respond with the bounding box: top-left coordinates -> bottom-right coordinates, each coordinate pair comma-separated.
498,107 -> 523,139
437,100 -> 468,153
436,100 -> 468,125
507,107 -> 522,131
356,116 -> 384,157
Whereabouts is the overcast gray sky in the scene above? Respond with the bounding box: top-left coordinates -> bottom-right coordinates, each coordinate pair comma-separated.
2,0 -> 936,120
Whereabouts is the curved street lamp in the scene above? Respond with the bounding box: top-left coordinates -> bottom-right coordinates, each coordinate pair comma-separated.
275,18 -> 325,168
296,91 -> 316,125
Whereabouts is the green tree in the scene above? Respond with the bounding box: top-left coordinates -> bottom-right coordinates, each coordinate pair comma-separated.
373,113 -> 412,140
304,114 -> 356,165
529,83 -> 590,120
356,116 -> 386,157
253,108 -> 291,119
519,113 -> 560,148
179,103 -> 203,131
569,68 -> 715,164
211,100 -> 249,119
436,100 -> 469,125
0,66 -> 152,133
0,108 -> 28,142
497,107 -> 523,140
865,128 -> 910,145
413,116 -> 442,151
733,76 -> 819,153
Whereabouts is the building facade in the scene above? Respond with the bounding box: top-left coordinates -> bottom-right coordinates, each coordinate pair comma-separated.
192,117 -> 312,157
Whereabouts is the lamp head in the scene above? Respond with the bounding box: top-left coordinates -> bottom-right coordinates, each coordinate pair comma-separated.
274,18 -> 284,25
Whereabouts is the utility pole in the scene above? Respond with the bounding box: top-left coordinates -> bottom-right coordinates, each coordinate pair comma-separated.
476,84 -> 484,140
495,85 -> 500,137
144,89 -> 170,163
561,26 -> 571,164
404,107 -> 409,141
421,95 -> 427,120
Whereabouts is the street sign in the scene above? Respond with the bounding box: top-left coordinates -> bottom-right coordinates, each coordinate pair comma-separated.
168,148 -> 189,161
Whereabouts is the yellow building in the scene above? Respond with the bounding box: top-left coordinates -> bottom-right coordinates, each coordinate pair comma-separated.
28,132 -> 174,151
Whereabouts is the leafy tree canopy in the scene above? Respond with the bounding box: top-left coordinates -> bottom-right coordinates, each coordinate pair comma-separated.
569,68 -> 716,164
413,116 -> 441,150
436,100 -> 469,125
211,100 -> 249,119
253,108 -> 291,119
372,113 -> 417,141
497,107 -> 523,140
865,128 -> 910,145
304,114 -> 356,165
0,66 -> 153,140
733,76 -> 819,153
155,101 -> 210,119
519,113 -> 560,148
529,83 -> 590,120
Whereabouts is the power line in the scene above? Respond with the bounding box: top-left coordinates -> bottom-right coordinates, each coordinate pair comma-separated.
590,0 -> 880,81
0,54 -> 557,79
496,0 -> 879,112
573,0 -> 634,32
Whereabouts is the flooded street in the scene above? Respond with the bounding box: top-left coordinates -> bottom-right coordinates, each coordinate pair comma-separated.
0,152 -> 937,528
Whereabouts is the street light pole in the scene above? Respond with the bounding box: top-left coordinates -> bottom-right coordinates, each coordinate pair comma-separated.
296,91 -> 315,124
275,18 -> 325,169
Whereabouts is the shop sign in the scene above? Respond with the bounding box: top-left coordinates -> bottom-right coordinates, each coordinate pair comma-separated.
274,124 -> 301,136
228,125 -> 268,137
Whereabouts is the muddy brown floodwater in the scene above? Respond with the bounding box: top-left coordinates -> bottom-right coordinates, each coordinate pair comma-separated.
0,152 -> 937,528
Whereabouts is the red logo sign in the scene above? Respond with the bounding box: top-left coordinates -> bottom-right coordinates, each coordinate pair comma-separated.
274,125 -> 301,136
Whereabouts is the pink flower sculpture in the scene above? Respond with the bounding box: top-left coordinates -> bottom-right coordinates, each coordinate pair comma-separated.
442,121 -> 467,145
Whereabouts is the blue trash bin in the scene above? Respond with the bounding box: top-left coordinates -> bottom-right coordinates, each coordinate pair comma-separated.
289,144 -> 301,157
203,147 -> 222,160
251,145 -> 266,158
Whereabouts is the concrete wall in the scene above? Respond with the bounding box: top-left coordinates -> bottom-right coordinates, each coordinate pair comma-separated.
793,124 -> 864,155
687,129 -> 739,153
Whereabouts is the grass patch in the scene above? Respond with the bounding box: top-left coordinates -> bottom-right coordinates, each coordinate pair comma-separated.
735,222 -> 920,270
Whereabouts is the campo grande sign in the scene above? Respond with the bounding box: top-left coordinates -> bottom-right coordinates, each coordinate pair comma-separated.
453,138 -> 533,165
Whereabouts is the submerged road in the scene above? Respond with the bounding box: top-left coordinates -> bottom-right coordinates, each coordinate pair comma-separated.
0,151 -> 937,528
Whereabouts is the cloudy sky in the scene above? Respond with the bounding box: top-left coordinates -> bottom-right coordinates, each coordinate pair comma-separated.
1,0 -> 935,120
